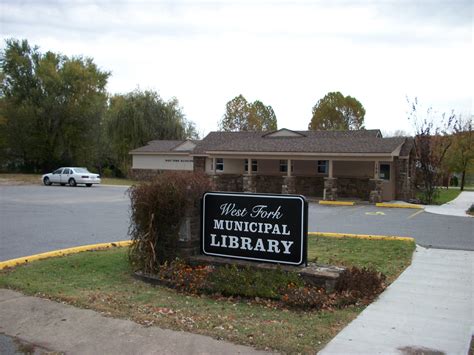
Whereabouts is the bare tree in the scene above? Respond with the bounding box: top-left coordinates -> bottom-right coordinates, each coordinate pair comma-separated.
407,98 -> 455,204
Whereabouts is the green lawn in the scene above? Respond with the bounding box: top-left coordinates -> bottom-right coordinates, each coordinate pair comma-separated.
0,237 -> 415,353
0,173 -> 137,187
433,188 -> 461,205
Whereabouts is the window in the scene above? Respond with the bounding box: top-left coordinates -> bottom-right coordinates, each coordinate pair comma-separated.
279,160 -> 293,173
317,160 -> 328,174
53,169 -> 63,175
63,169 -> 71,175
215,158 -> 224,171
244,159 -> 258,172
380,163 -> 391,180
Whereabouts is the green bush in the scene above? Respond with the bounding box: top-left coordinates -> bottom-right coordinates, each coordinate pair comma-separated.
206,265 -> 303,299
128,171 -> 211,272
148,261 -> 387,310
450,175 -> 459,187
467,204 -> 474,215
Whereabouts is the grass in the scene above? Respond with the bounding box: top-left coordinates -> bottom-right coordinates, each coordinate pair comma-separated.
0,237 -> 415,353
308,236 -> 415,282
433,188 -> 461,205
0,173 -> 137,187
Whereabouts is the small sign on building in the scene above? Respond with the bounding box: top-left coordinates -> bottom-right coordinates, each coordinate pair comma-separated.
201,192 -> 307,266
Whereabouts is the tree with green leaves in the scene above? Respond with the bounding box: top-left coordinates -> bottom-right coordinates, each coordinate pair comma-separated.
445,115 -> 473,191
219,95 -> 277,131
105,90 -> 196,175
308,92 -> 365,130
0,38 -> 109,172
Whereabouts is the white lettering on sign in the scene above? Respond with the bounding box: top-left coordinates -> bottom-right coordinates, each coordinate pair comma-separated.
250,205 -> 282,219
213,219 -> 290,235
209,234 -> 294,254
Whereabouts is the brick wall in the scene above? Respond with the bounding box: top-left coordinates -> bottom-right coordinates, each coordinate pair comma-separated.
294,176 -> 324,197
337,177 -> 370,199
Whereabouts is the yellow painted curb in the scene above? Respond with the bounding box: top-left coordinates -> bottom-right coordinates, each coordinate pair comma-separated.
376,202 -> 423,209
308,232 -> 415,242
319,200 -> 355,206
0,240 -> 132,270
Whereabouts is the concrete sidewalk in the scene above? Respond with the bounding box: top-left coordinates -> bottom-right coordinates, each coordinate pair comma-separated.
319,246 -> 474,354
0,289 -> 272,355
425,190 -> 474,218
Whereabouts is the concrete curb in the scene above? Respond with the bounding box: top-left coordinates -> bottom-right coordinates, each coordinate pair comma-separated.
319,200 -> 355,206
309,232 -> 415,242
376,202 -> 424,209
0,241 -> 132,270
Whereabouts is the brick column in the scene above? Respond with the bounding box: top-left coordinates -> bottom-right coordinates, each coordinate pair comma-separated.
282,176 -> 296,194
323,177 -> 337,201
369,178 -> 383,203
176,203 -> 201,259
243,174 -> 257,193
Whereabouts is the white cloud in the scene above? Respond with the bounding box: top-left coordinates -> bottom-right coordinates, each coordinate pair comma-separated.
1,0 -> 472,135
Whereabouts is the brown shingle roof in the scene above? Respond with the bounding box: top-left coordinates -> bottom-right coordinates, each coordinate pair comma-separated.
130,140 -> 189,153
193,130 -> 405,155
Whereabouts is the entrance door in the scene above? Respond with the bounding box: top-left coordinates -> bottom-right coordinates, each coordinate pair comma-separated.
379,163 -> 394,201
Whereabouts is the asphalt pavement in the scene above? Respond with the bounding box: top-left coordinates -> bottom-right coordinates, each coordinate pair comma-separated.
308,203 -> 474,251
0,185 -> 130,261
1,185 -> 473,262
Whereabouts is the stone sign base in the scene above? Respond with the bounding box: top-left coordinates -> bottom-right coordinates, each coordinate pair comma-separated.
187,255 -> 345,292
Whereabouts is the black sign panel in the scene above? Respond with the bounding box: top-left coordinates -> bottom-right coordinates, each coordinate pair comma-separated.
201,192 -> 307,266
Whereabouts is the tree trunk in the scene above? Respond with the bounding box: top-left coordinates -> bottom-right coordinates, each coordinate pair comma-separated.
460,170 -> 466,191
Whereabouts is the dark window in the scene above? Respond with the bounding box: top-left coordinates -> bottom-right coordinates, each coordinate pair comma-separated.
317,160 -> 328,174
244,159 -> 258,172
53,169 -> 63,175
63,169 -> 71,175
380,164 -> 391,180
279,160 -> 287,173
215,158 -> 224,171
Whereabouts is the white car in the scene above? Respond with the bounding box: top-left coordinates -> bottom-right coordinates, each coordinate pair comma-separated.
42,167 -> 101,187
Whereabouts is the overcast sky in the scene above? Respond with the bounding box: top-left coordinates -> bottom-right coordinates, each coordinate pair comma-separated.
1,0 -> 472,136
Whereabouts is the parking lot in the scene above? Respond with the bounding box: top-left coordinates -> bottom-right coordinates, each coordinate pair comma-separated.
0,185 -> 130,261
1,185 -> 473,261
308,203 -> 473,251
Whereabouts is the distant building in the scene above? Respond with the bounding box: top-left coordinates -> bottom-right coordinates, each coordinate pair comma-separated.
129,129 -> 415,202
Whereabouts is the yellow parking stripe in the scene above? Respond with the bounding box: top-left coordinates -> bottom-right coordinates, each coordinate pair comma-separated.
309,232 -> 414,242
408,209 -> 424,219
319,200 -> 355,206
376,202 -> 423,209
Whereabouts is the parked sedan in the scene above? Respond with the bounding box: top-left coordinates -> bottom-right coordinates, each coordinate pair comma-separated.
42,167 -> 101,187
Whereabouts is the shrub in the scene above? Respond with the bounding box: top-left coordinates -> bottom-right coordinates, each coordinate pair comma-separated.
157,259 -> 213,293
335,266 -> 386,300
128,171 -> 211,272
206,265 -> 303,299
467,204 -> 474,215
281,285 -> 328,310
450,175 -> 459,187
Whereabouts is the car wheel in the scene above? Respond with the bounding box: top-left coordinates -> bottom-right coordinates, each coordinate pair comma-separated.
68,178 -> 77,187
86,183 -> 92,187
43,177 -> 52,186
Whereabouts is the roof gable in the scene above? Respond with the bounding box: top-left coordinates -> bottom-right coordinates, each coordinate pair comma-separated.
262,129 -> 306,138
173,140 -> 197,151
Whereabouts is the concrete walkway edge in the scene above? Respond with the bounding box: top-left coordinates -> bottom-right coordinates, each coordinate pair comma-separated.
319,246 -> 474,354
0,289 -> 272,354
